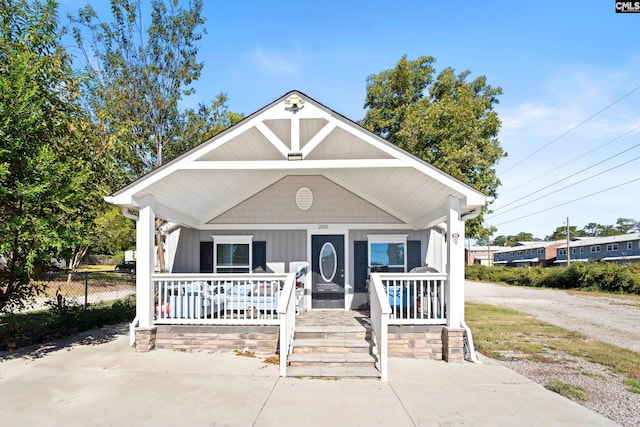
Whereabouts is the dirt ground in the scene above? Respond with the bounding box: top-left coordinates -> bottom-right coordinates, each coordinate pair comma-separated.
465,280 -> 640,426
465,280 -> 640,353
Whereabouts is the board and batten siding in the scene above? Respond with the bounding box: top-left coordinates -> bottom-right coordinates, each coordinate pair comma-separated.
169,228 -> 307,273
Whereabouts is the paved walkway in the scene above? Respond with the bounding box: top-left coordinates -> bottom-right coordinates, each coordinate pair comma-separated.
0,325 -> 617,426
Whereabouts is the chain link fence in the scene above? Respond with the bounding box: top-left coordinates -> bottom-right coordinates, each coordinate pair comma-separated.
36,271 -> 136,312
1,271 -> 136,351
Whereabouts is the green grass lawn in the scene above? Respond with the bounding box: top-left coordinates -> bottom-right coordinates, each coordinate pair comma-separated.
465,302 -> 640,381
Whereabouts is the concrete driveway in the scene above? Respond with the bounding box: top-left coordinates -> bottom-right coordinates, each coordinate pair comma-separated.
0,324 -> 617,427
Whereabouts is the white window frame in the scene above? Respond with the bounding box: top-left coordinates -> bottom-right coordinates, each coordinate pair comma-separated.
367,234 -> 408,273
558,248 -> 566,256
591,245 -> 601,253
571,248 -> 576,254
606,243 -> 618,252
537,248 -> 544,254
212,235 -> 253,273
580,247 -> 584,254
627,242 -> 633,250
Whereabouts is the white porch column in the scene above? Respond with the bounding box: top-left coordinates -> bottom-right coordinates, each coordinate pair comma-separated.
445,196 -> 465,328
136,200 -> 155,328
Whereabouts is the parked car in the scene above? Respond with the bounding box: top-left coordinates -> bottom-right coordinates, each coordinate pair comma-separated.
115,260 -> 136,274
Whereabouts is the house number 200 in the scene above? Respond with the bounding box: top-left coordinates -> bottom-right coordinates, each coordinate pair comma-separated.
317,224 -> 329,229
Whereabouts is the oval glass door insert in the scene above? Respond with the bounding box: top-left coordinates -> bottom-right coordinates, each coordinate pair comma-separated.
319,242 -> 337,282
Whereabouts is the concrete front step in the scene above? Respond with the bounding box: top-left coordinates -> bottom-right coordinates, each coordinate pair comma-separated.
286,364 -> 380,379
294,330 -> 371,340
288,310 -> 379,379
288,352 -> 377,366
292,338 -> 374,354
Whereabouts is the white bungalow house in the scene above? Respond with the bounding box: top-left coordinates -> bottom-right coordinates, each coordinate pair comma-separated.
106,91 -> 489,379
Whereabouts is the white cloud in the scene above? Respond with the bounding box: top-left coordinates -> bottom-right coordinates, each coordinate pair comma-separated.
500,102 -> 560,133
246,45 -> 304,75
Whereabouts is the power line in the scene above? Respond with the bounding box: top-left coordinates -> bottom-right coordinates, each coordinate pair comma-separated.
500,84 -> 640,175
491,176 -> 640,226
489,153 -> 640,218
492,136 -> 640,213
498,124 -> 640,198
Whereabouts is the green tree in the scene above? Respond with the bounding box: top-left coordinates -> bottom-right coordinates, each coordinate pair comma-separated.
582,222 -> 605,237
600,224 -> 623,237
0,0 -> 100,311
91,207 -> 136,256
70,0 -> 242,271
491,235 -> 510,246
491,232 -> 541,246
70,0 -> 240,181
362,55 -> 505,238
546,225 -> 580,241
513,232 -> 540,242
615,218 -> 637,234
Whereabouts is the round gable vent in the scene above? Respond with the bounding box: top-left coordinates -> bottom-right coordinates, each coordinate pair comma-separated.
296,187 -> 313,211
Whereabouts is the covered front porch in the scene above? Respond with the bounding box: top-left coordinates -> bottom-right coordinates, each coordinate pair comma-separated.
133,267 -> 469,379
107,91 -> 488,380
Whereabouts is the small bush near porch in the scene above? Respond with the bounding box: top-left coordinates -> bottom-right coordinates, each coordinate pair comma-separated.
0,297 -> 135,351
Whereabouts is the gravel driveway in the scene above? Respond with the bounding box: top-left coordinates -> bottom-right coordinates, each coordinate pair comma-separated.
465,280 -> 640,353
465,280 -> 640,427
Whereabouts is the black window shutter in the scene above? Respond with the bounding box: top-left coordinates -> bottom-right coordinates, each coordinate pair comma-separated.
252,241 -> 267,272
199,241 -> 213,273
407,240 -> 422,271
354,241 -> 368,292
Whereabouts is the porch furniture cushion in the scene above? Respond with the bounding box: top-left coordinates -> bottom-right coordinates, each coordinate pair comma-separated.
386,285 -> 415,308
225,284 -> 280,311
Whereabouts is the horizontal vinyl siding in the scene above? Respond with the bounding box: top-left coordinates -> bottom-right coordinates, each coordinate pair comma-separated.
209,175 -> 402,224
171,229 -> 307,274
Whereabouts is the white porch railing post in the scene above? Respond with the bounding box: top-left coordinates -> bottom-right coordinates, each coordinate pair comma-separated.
277,273 -> 296,377
369,273 -> 391,380
380,312 -> 389,380
136,201 -> 155,328
279,315 -> 287,376
446,196 -> 465,328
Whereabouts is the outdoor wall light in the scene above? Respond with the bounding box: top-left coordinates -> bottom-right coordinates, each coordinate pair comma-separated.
451,232 -> 460,244
285,96 -> 305,113
287,152 -> 303,161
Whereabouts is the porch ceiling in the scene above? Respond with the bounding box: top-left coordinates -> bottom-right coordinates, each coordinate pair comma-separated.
107,91 -> 489,229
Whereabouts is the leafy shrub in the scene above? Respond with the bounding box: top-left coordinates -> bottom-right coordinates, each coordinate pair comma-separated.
531,265 -> 580,289
572,262 -> 638,293
466,263 -> 640,295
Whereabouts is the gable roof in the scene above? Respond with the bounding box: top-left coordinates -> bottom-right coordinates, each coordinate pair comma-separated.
106,90 -> 489,229
557,232 -> 640,248
494,241 -> 564,253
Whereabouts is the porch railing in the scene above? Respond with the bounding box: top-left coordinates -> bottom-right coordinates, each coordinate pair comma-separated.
152,272 -> 296,376
369,273 -> 392,380
276,273 -> 297,376
369,272 -> 448,380
152,273 -> 295,326
376,273 -> 447,325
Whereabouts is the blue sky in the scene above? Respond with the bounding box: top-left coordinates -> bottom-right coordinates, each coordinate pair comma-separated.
59,1 -> 640,240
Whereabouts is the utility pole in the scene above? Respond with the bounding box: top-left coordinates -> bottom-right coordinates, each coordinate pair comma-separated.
566,216 -> 571,266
